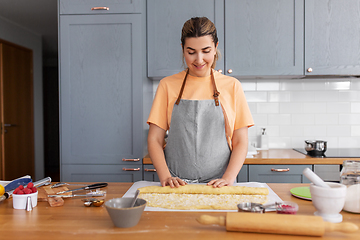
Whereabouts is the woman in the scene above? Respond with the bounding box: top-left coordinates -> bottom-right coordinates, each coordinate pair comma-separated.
147,17 -> 254,188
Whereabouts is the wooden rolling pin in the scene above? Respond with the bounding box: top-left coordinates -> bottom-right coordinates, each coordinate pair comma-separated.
197,212 -> 359,237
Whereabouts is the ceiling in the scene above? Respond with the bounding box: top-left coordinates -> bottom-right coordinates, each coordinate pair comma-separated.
0,0 -> 58,60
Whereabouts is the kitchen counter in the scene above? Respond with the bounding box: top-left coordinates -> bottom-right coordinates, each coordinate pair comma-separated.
0,182 -> 359,239
143,149 -> 360,165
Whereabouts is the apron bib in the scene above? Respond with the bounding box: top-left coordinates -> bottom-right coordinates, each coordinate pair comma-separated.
164,70 -> 231,183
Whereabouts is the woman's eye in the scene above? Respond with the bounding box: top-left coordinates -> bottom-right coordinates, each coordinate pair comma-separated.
203,51 -> 210,54
188,52 -> 195,55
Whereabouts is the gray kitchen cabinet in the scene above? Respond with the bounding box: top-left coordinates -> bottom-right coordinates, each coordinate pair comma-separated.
62,164 -> 143,182
249,165 -> 311,183
224,0 -> 304,77
147,0 -> 224,78
147,0 -> 303,78
237,164 -> 248,183
59,3 -> 144,182
59,0 -> 142,14
305,0 -> 360,76
143,164 -> 160,182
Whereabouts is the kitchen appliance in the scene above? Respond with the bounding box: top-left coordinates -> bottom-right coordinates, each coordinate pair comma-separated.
294,148 -> 360,158
305,140 -> 327,156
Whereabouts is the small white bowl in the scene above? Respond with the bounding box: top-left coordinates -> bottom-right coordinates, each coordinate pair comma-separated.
310,182 -> 346,223
12,192 -> 38,210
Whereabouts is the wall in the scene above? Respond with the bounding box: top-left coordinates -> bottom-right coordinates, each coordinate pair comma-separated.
243,78 -> 360,149
0,16 -> 44,180
151,77 -> 360,149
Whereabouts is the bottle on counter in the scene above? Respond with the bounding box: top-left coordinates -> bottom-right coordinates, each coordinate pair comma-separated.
260,128 -> 268,150
340,160 -> 360,213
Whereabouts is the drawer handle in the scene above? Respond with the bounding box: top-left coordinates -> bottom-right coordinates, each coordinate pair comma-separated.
91,7 -> 109,11
144,168 -> 157,172
122,168 -> 140,171
122,158 -> 140,162
271,168 -> 290,172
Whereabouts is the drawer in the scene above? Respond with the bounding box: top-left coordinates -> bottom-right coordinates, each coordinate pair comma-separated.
61,164 -> 143,182
249,165 -> 312,183
59,0 -> 143,14
143,164 -> 159,182
237,165 -> 248,182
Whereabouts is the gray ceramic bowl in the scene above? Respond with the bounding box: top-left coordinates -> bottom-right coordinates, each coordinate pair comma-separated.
105,197 -> 147,228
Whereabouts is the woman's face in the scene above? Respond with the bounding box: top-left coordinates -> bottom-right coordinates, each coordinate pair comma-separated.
183,35 -> 217,77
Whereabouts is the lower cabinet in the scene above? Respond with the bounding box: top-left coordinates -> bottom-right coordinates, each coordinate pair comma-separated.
62,164 -> 143,182
237,165 -> 248,183
249,165 -> 312,183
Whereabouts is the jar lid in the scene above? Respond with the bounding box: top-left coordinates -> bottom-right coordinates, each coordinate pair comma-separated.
343,160 -> 360,169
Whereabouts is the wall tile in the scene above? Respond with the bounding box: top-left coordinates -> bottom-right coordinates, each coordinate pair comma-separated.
327,126 -> 351,137
339,114 -> 360,124
268,92 -> 291,102
280,81 -> 304,91
245,92 -> 267,102
279,102 -> 303,113
327,102 -> 351,113
248,102 -> 257,114
291,114 -> 315,125
252,114 -> 268,126
338,137 -> 360,148
257,81 -> 280,91
315,114 -> 339,125
351,126 -> 360,136
280,125 -> 303,137
339,91 -> 360,101
327,81 -> 351,90
268,136 -> 292,148
291,91 -> 315,102
304,126 -> 327,137
314,91 -> 339,102
351,102 -> 360,113
257,103 -> 279,113
303,80 -> 327,91
268,114 -> 291,125
241,82 -> 256,91
303,102 -> 327,113
351,79 -> 360,90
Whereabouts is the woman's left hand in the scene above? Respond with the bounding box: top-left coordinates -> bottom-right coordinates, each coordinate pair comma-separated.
207,178 -> 232,188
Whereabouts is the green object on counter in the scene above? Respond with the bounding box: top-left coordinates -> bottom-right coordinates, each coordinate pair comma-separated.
290,187 -> 312,200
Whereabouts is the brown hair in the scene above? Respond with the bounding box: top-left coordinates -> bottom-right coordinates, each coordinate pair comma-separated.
181,17 -> 220,69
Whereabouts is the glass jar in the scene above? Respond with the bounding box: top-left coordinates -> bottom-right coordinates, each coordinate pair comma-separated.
340,160 -> 360,213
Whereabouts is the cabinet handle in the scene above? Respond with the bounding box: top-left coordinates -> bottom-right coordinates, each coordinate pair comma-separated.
271,168 -> 290,172
91,7 -> 109,11
122,158 -> 140,162
217,69 -> 223,73
122,168 -> 140,171
227,69 -> 233,74
4,124 -> 16,127
144,168 -> 156,172
307,68 -> 313,73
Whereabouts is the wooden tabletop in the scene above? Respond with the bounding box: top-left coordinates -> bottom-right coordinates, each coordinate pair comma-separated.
143,149 -> 360,165
0,182 -> 359,239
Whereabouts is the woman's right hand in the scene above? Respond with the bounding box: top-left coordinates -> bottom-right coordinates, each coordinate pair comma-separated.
161,177 -> 187,188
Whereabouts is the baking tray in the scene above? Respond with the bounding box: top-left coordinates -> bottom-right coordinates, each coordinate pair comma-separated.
122,181 -> 283,212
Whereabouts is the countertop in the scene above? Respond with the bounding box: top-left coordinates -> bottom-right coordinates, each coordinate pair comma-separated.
143,149 -> 360,165
0,182 -> 359,239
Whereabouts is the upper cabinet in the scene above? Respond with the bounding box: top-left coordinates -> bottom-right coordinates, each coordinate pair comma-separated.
305,0 -> 360,76
147,0 -> 224,78
225,0 -> 304,77
59,0 -> 142,14
147,0 -> 360,78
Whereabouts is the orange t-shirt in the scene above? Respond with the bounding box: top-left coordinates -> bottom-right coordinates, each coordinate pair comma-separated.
147,70 -> 254,141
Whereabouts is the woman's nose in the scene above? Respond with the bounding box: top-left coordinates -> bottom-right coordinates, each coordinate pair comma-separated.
195,53 -> 203,63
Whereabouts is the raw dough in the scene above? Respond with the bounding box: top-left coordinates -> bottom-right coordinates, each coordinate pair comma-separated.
138,184 -> 269,195
137,184 -> 269,210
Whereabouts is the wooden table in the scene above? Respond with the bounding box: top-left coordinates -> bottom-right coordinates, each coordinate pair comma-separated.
0,183 -> 359,240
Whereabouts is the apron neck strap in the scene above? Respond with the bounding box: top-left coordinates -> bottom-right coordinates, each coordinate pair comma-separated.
175,69 -> 220,106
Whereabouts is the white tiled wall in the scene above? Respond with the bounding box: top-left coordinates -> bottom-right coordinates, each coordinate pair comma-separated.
151,78 -> 360,149
242,78 -> 360,149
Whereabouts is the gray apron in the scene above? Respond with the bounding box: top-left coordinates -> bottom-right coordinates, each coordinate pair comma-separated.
164,70 -> 231,183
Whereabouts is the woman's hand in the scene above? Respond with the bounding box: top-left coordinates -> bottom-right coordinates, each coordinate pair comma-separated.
161,177 -> 187,188
207,178 -> 233,188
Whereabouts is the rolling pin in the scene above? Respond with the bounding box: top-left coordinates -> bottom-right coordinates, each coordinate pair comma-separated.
196,212 -> 359,237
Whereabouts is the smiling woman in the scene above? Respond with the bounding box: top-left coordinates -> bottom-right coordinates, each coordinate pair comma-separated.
147,17 -> 254,189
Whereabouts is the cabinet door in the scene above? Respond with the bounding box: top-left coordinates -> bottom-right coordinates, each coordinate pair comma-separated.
225,0 -> 304,76
147,0 -> 224,78
62,164 -> 142,182
59,14 -> 142,166
237,164 -> 248,182
143,164 -> 160,182
249,165 -> 312,183
59,0 -> 142,14
305,0 -> 360,75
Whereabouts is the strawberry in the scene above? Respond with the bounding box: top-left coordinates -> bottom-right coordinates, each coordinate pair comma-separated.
27,182 -> 34,188
17,190 -> 24,194
31,187 -> 37,193
18,185 -> 24,190
13,188 -> 19,194
23,188 -> 32,194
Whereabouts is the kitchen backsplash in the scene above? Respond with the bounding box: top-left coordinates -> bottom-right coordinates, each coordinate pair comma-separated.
152,78 -> 360,149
